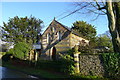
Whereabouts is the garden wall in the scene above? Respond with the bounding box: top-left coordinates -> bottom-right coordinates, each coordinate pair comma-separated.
79,54 -> 105,77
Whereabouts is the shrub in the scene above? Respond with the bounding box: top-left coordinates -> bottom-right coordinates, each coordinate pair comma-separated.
6,48 -> 14,54
58,54 -> 75,75
2,54 -> 13,62
67,49 -> 74,57
36,54 -> 75,75
102,53 -> 120,78
6,42 -> 31,60
0,52 -> 6,55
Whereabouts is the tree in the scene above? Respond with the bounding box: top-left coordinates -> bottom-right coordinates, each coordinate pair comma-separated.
0,43 -> 12,52
101,30 -> 112,39
106,1 -> 120,53
7,42 -> 30,60
68,1 -> 120,53
96,35 -> 113,52
71,21 -> 97,42
2,16 -> 43,45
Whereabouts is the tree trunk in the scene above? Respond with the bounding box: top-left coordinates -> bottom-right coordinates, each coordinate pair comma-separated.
106,1 -> 120,53
115,2 -> 120,53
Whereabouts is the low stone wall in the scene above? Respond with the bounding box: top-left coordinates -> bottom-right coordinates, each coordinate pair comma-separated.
79,54 -> 105,77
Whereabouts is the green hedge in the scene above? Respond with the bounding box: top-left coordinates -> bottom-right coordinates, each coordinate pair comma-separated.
102,53 -> 120,78
36,54 -> 75,75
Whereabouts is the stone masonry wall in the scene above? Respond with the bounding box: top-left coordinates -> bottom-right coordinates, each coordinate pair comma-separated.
79,54 -> 105,77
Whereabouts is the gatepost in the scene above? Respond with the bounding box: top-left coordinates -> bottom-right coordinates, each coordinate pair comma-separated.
74,45 -> 80,73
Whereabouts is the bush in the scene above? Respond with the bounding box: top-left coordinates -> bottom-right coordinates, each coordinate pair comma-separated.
6,48 -> 14,54
76,40 -> 95,54
2,54 -> 13,62
36,54 -> 75,75
102,53 -> 120,78
6,42 -> 31,60
67,49 -> 74,57
0,52 -> 6,55
58,54 -> 75,75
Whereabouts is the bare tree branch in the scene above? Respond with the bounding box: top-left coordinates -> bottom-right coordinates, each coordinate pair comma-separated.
87,9 -> 106,15
58,3 -> 89,21
94,0 -> 106,10
91,13 -> 100,21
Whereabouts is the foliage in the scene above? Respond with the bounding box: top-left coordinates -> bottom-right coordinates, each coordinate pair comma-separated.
2,54 -> 13,62
58,54 -> 75,75
78,44 -> 94,54
101,31 -> 112,39
72,2 -> 120,53
67,49 -> 74,55
2,60 -> 68,78
102,53 -> 120,78
37,54 -> 75,75
95,35 -> 113,53
0,52 -> 6,55
6,42 -> 30,60
0,43 -> 13,52
77,40 -> 95,54
2,16 -> 43,44
72,74 -> 101,79
71,21 -> 96,41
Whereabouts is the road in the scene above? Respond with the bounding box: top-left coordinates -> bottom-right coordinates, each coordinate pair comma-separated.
0,66 -> 39,79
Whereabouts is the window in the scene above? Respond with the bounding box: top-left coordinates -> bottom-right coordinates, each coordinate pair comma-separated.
47,33 -> 50,43
58,31 -> 62,40
51,27 -> 55,32
52,27 -> 55,32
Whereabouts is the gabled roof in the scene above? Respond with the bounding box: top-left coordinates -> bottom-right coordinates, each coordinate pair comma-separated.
53,19 -> 71,31
42,19 -> 87,40
42,19 -> 71,35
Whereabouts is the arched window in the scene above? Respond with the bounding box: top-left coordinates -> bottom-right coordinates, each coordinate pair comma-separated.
58,31 -> 62,40
51,27 -> 55,33
47,33 -> 50,43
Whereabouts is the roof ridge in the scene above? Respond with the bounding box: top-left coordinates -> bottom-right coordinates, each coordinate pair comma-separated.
54,20 -> 71,31
42,19 -> 71,35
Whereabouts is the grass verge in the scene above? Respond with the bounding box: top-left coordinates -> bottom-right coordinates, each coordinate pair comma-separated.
1,60 -> 111,80
2,60 -> 69,79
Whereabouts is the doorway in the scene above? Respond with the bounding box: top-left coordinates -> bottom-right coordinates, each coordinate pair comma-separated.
51,47 -> 56,60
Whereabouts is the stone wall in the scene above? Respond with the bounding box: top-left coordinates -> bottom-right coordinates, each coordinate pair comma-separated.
79,54 -> 105,77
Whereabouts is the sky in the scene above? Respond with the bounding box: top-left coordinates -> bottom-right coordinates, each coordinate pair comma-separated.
0,2 -> 109,35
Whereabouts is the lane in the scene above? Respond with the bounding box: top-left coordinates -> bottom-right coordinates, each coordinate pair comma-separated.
0,66 -> 39,79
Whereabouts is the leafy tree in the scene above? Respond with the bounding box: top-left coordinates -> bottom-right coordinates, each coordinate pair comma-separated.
2,16 -> 43,45
101,30 -> 112,39
7,42 -> 30,60
68,1 -> 120,53
0,43 -> 12,52
71,21 -> 97,42
96,35 -> 113,52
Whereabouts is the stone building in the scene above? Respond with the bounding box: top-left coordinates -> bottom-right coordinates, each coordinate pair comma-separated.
41,19 -> 89,60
